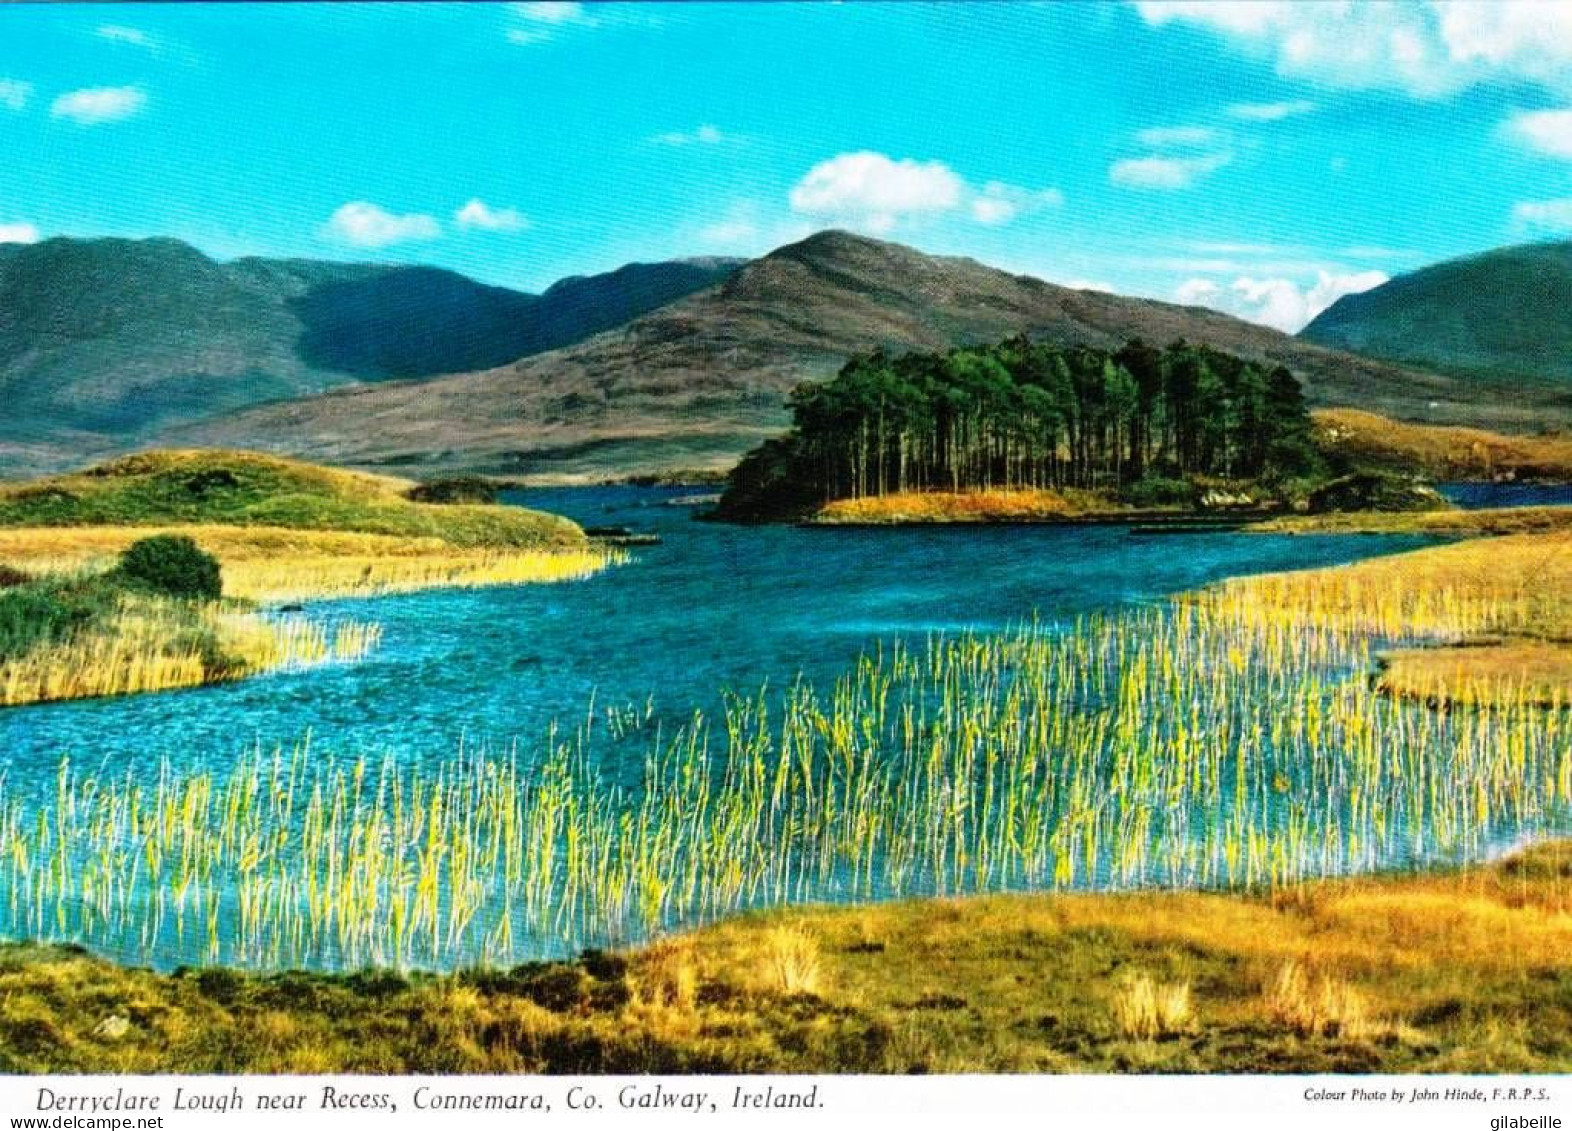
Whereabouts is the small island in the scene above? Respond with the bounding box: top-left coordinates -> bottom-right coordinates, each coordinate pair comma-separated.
713,337 -> 1331,524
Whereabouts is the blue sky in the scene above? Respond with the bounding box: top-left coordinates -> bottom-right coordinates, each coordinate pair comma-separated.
2,2 -> 1571,331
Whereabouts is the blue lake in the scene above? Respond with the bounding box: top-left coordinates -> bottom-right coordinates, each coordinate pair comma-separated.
1439,482 -> 1572,509
0,486 -> 1436,795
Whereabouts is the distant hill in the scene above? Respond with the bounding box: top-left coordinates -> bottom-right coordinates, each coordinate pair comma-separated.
167,230 -> 1508,479
1300,241 -> 1572,388
0,237 -> 740,471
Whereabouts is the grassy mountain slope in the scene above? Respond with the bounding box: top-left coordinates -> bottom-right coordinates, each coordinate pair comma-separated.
1300,241 -> 1572,387
0,238 -> 739,472
167,231 -> 1508,479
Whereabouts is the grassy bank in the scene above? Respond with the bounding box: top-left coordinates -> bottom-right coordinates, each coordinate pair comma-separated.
1257,504 -> 1572,536
0,555 -> 383,707
811,488 -> 1098,524
0,451 -> 620,704
1313,407 -> 1572,481
1214,527 -> 1572,707
0,450 -> 586,549
0,841 -> 1567,1074
0,525 -> 621,605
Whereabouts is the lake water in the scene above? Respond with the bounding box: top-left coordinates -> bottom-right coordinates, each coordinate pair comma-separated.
14,489 -> 1570,972
0,486 -> 1437,797
1439,482 -> 1572,509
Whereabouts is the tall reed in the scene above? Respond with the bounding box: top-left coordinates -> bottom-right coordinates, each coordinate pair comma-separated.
1,568 -> 1565,972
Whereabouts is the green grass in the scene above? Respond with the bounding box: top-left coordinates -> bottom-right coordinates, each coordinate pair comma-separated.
1,842 -> 1568,1074
0,571 -> 121,662
0,450 -> 585,549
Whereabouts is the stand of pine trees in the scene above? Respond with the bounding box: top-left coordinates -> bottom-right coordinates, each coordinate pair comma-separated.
717,337 -> 1323,520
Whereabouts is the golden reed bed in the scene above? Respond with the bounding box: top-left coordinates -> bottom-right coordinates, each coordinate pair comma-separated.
0,524 -> 622,603
0,524 -> 623,706
1209,528 -> 1572,707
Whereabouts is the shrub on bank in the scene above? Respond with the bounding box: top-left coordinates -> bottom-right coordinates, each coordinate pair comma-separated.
118,535 -> 223,601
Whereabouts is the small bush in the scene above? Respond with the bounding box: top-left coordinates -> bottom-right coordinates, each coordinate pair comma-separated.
407,477 -> 499,505
117,536 -> 222,601
1120,476 -> 1196,508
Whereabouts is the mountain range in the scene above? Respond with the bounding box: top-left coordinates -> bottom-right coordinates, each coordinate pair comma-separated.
1300,240 -> 1572,392
2,230 -> 1568,479
163,231 -> 1522,478
0,237 -> 739,470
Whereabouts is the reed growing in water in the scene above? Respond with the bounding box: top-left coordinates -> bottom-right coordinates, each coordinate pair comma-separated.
1,539 -> 1566,971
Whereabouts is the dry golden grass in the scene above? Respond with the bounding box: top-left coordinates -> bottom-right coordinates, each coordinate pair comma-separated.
1217,530 -> 1572,637
1257,505 -> 1572,537
1314,407 -> 1572,480
1115,974 -> 1193,1041
1209,529 -> 1572,706
1264,960 -> 1385,1040
2,842 -> 1570,1073
1377,641 -> 1572,708
814,488 -> 1081,524
0,524 -> 622,603
0,595 -> 381,707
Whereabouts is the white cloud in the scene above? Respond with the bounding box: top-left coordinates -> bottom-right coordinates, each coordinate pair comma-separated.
789,151 -> 1059,233
1226,99 -> 1317,121
1136,125 -> 1221,148
1509,108 -> 1572,158
454,198 -> 530,232
1436,1 -> 1572,87
1513,197 -> 1572,232
1177,269 -> 1388,333
0,221 -> 39,244
692,201 -> 812,253
97,25 -> 155,49
1175,277 -> 1223,305
507,2 -> 595,44
324,202 -> 441,248
0,79 -> 32,111
1110,152 -> 1231,190
50,86 -> 146,125
514,2 -> 591,24
653,124 -> 728,146
790,152 -> 963,233
968,181 -> 1063,226
1136,1 -> 1572,99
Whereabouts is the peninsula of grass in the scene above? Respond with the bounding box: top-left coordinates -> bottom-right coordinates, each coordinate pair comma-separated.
0,449 -> 619,603
0,536 -> 382,707
0,449 -> 585,549
1216,525 -> 1572,708
1313,407 -> 1572,482
809,487 -> 1114,524
0,450 -> 620,703
1,841 -> 1567,1075
1255,504 -> 1572,537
